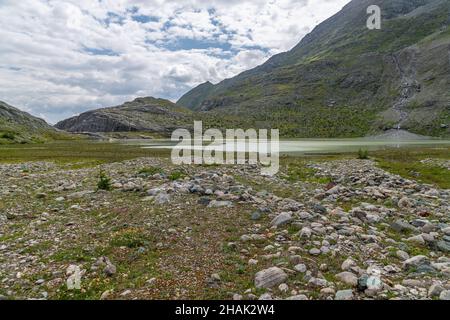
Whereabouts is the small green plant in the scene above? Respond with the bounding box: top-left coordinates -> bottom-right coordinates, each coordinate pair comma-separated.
168,171 -> 185,181
97,170 -> 112,191
357,149 -> 369,159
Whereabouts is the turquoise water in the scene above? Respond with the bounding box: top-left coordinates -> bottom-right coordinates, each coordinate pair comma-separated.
125,138 -> 450,155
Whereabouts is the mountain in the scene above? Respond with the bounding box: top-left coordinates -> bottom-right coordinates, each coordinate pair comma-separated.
177,81 -> 214,111
55,97 -> 193,135
178,0 -> 450,137
0,101 -> 64,144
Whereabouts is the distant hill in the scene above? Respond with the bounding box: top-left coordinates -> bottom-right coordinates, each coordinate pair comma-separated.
0,101 -> 66,144
178,0 -> 450,138
55,97 -> 194,135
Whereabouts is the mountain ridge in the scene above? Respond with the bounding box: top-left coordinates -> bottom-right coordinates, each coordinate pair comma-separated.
177,0 -> 450,138
0,100 -> 67,144
55,97 -> 193,134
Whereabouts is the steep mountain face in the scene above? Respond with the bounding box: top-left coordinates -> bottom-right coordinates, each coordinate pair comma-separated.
178,0 -> 450,137
55,97 -> 193,135
0,101 -> 61,143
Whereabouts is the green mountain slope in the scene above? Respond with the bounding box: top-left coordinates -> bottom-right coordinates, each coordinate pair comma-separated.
0,101 -> 67,144
178,0 -> 450,137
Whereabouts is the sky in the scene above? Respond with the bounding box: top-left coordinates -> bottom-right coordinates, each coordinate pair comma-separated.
0,0 -> 351,124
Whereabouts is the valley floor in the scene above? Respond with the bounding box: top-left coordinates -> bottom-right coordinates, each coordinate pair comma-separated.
0,142 -> 449,300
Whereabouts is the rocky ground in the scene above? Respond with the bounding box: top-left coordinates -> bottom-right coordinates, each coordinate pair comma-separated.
0,156 -> 449,300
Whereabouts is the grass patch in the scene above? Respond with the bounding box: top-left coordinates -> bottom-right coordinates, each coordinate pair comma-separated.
373,147 -> 450,189
110,228 -> 152,249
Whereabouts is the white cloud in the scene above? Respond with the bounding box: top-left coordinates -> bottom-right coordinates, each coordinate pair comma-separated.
0,0 -> 350,124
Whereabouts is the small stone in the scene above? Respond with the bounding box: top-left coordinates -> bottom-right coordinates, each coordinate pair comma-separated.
335,289 -> 353,300
299,227 -> 312,238
100,290 -> 112,300
211,273 -> 221,282
294,264 -> 307,273
366,275 -> 383,291
428,283 -> 444,298
248,259 -> 258,265
398,197 -> 413,208
233,294 -> 243,300
390,219 -> 416,233
208,200 -> 233,208
255,267 -> 288,289
251,211 -> 263,221
270,212 -> 293,227
406,235 -> 425,245
104,262 -> 117,277
258,293 -> 273,300
396,250 -> 409,261
154,192 -> 170,204
436,240 -> 450,253
320,287 -> 335,295
357,275 -> 368,292
341,258 -> 356,271
403,255 -> 429,270
309,248 -> 321,255
439,290 -> 450,300
336,272 -> 358,287
278,283 -> 289,292
120,290 -> 131,296
286,294 -> 308,300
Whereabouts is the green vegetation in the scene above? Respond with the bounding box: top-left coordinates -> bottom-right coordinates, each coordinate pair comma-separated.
0,140 -> 170,165
0,132 -> 15,140
373,147 -> 450,189
110,228 -> 151,248
357,149 -> 369,160
97,170 -> 112,191
284,160 -> 332,184
168,170 -> 186,181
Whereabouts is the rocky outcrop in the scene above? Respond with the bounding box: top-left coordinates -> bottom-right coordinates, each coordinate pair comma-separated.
55,97 -> 193,134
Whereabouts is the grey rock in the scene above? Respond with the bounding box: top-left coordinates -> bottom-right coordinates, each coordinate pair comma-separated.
309,248 -> 321,256
154,192 -> 171,204
336,272 -> 358,287
390,219 -> 417,233
335,289 -> 354,300
294,264 -> 307,273
251,211 -> 263,221
440,290 -> 450,300
435,240 -> 450,253
428,283 -> 444,298
270,212 -> 292,227
208,200 -> 233,208
286,294 -> 308,300
254,267 -> 288,289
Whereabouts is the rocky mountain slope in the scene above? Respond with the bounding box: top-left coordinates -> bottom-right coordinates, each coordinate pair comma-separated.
178,0 -> 450,138
0,101 -> 64,144
55,97 -> 193,135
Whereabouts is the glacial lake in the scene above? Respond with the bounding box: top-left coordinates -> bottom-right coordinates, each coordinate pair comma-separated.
125,138 -> 450,156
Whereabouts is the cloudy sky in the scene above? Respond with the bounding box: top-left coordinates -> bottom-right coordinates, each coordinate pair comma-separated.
0,0 -> 350,124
